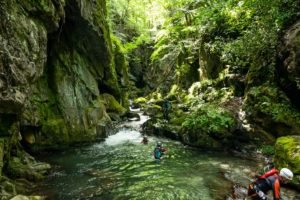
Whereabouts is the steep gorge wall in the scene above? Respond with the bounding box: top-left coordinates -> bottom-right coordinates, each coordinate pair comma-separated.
0,0 -> 127,196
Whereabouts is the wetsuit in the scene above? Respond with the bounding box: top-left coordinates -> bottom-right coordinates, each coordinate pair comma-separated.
154,147 -> 166,160
162,100 -> 171,121
154,147 -> 162,159
248,174 -> 281,200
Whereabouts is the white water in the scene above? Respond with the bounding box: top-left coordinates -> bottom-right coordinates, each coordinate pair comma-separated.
104,129 -> 142,146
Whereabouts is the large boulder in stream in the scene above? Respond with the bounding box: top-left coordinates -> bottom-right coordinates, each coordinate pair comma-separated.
274,135 -> 300,189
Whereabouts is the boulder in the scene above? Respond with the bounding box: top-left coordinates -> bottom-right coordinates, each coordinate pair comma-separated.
274,135 -> 300,188
274,135 -> 300,173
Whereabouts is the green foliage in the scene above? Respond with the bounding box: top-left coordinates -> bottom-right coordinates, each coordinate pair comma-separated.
151,0 -> 300,84
182,104 -> 236,137
108,0 -> 166,41
124,34 -> 151,53
134,97 -> 147,104
107,0 -> 300,102
246,85 -> 300,126
275,136 -> 300,177
260,145 -> 275,156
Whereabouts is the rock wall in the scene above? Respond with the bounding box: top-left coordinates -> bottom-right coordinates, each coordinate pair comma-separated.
0,0 -> 128,197
278,20 -> 300,108
241,19 -> 300,141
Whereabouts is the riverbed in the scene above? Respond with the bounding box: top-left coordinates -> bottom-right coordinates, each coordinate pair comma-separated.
35,114 -> 298,199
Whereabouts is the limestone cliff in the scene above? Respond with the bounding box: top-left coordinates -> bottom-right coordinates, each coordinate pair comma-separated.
0,0 -> 128,197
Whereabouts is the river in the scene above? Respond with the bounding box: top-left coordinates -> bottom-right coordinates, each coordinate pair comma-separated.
35,113 -> 298,199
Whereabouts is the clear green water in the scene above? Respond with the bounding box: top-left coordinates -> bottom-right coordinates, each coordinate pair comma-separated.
37,127 -> 261,200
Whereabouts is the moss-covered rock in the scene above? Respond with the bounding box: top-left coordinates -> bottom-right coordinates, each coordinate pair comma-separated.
17,0 -> 128,150
181,129 -> 223,149
0,0 -> 129,198
100,93 -> 126,116
245,85 -> 300,138
0,177 -> 17,198
41,118 -> 69,145
142,118 -> 181,140
166,84 -> 184,101
143,104 -> 161,117
111,35 -> 130,109
85,98 -> 111,126
274,136 -> 300,173
274,135 -> 300,188
134,97 -> 148,104
6,155 -> 50,181
18,0 -> 65,32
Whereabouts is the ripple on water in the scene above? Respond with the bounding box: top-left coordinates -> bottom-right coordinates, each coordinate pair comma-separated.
39,127 -> 291,200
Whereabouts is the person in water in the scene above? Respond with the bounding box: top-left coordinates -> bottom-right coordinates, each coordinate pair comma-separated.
248,167 -> 293,200
141,135 -> 148,144
153,142 -> 167,160
162,99 -> 171,122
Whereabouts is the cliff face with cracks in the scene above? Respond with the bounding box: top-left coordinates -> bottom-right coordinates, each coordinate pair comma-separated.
0,0 -> 128,197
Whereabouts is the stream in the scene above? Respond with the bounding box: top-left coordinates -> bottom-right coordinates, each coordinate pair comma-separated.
36,113 -> 298,199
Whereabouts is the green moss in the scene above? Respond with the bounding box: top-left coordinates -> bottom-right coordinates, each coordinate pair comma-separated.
19,0 -> 64,31
143,104 -> 161,116
245,85 -> 300,127
164,84 -> 188,102
4,181 -> 16,194
41,118 -> 69,144
259,144 -> 275,156
91,1 -> 121,99
134,97 -> 148,104
170,113 -> 188,126
100,93 -> 126,115
111,35 -> 128,78
274,136 -> 300,174
111,35 -> 129,108
145,92 -> 163,103
7,157 -> 44,181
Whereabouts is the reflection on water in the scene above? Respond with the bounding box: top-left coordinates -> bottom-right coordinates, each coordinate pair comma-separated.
36,112 -> 300,200
38,126 -> 262,200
